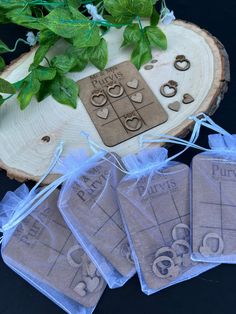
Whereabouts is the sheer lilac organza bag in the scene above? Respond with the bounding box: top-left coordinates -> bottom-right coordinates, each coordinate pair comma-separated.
57,149 -> 135,289
0,185 -> 106,314
117,147 -> 216,295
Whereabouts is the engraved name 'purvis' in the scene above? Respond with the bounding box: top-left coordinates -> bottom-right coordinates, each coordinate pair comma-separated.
90,70 -> 124,89
137,179 -> 177,197
212,163 -> 236,180
76,173 -> 108,202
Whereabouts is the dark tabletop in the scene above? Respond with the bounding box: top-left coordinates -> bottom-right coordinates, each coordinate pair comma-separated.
0,0 -> 236,313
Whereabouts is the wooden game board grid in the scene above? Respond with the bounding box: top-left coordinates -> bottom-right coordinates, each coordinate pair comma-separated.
92,83 -> 156,132
89,192 -> 128,254
36,214 -> 81,289
135,192 -> 189,246
199,181 -> 236,238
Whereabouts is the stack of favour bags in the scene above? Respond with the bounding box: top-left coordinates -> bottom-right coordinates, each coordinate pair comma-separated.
1,114 -> 236,313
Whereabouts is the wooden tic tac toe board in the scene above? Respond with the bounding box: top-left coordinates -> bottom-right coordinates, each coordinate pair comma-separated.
78,61 -> 168,147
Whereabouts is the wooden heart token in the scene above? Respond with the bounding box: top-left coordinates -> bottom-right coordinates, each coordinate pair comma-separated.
168,101 -> 181,112
127,79 -> 139,89
97,108 -> 109,119
85,276 -> 100,293
183,94 -> 194,104
131,92 -> 143,103
74,282 -> 87,297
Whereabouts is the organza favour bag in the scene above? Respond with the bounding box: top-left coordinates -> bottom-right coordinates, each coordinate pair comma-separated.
58,149 -> 135,288
117,147 -> 215,295
0,186 -> 106,314
191,133 -> 236,263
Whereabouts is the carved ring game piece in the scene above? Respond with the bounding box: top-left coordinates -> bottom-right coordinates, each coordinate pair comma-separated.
174,55 -> 191,71
152,256 -> 180,279
155,246 -> 181,266
160,80 -> 178,98
67,244 -> 85,268
124,113 -> 142,132
91,91 -> 107,107
107,83 -> 124,98
199,232 -> 224,257
172,223 -> 190,241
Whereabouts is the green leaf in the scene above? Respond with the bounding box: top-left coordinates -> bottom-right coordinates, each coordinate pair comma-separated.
34,66 -> 57,81
6,9 -> 45,30
104,0 -> 153,17
36,80 -> 52,102
43,7 -> 100,48
17,74 -> 41,110
66,46 -> 89,72
88,39 -> 108,70
0,40 -> 10,53
30,30 -> 58,69
103,15 -> 133,28
145,26 -> 167,50
131,36 -> 152,69
66,0 -> 82,9
0,56 -> 5,71
150,7 -> 160,26
50,75 -> 79,108
0,78 -> 16,94
0,95 -> 4,106
122,23 -> 142,47
51,54 -> 77,74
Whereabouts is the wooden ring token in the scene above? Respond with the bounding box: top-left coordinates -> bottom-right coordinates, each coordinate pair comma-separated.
199,232 -> 224,257
91,90 -> 107,107
107,83 -> 124,98
152,256 -> 179,279
67,244 -> 84,268
172,223 -> 190,241
174,55 -> 191,71
160,80 -> 178,98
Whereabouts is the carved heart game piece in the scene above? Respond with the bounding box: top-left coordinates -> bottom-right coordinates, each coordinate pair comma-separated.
2,190 -> 106,308
127,79 -> 139,89
78,61 -> 168,147
183,93 -> 194,104
191,154 -> 236,263
117,163 -> 215,292
168,101 -> 181,112
97,108 -> 109,119
131,92 -> 143,103
58,153 -> 135,281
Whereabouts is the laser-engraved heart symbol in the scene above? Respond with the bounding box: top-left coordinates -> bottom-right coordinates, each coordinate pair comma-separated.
183,93 -> 194,104
168,101 -> 181,112
127,79 -> 139,89
85,276 -> 100,292
91,91 -> 107,107
124,115 -> 142,131
74,282 -> 87,297
131,92 -> 143,103
97,107 -> 109,119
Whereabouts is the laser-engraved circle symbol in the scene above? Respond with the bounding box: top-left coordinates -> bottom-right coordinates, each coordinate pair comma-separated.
107,83 -> 124,98
67,244 -> 85,268
172,223 -> 190,241
199,232 -> 224,257
160,80 -> 178,98
124,114 -> 142,131
152,255 -> 180,279
174,55 -> 191,71
91,91 -> 107,107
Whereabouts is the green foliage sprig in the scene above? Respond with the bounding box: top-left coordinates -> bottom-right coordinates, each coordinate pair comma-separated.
0,0 -> 168,110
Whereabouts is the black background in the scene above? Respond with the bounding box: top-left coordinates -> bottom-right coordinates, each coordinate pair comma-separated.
0,0 -> 236,313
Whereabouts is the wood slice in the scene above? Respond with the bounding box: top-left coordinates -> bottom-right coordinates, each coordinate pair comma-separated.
0,20 -> 230,183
